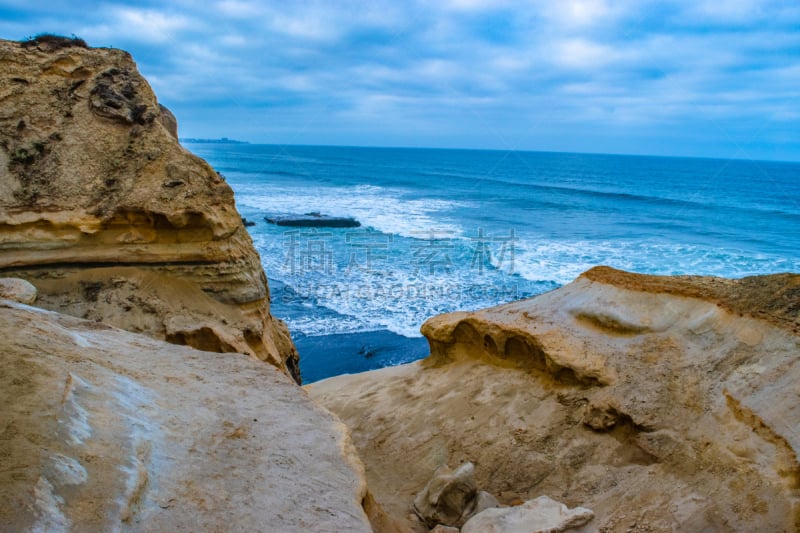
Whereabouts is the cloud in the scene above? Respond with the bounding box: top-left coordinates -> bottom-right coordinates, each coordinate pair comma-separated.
542,0 -> 615,28
269,10 -> 342,41
442,0 -> 512,12
215,0 -> 264,19
685,0 -> 771,23
550,38 -> 620,70
77,6 -> 196,45
1,0 -> 797,159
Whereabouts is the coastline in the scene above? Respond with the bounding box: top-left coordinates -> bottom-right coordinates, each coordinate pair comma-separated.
2,34 -> 799,532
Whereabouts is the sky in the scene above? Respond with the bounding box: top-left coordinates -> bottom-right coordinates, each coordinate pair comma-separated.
1,0 -> 799,161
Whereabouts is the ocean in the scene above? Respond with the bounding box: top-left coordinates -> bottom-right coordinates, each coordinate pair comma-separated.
185,143 -> 800,381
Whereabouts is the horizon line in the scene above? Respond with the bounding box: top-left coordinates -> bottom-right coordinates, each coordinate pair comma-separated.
180,139 -> 800,166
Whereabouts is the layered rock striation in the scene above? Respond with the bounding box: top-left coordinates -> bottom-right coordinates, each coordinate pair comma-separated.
310,266 -> 800,531
0,37 -> 297,378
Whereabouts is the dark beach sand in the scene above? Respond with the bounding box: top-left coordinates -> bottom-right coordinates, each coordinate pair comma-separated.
295,329 -> 430,383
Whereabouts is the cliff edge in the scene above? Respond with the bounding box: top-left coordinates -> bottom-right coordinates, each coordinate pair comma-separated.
310,266 -> 800,531
0,36 -> 297,379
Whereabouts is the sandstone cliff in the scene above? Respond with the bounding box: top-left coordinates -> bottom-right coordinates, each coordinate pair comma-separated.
0,37 -> 297,379
0,297 -> 372,531
310,266 -> 800,531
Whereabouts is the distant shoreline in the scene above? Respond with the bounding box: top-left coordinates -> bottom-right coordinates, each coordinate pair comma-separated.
180,137 -> 249,144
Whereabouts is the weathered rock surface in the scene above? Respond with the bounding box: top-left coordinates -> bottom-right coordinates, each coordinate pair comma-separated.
413,462 -> 478,528
0,276 -> 36,303
0,38 -> 297,379
472,491 -> 501,521
0,299 -> 372,532
412,462 -> 501,529
158,103 -> 178,140
429,525 -> 460,533
309,266 -> 800,531
462,496 -> 595,533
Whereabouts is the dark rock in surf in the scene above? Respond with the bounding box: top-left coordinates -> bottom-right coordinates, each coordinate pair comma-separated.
265,212 -> 361,228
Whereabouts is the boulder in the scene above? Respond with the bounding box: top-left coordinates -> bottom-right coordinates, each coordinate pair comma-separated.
413,462 -> 477,527
0,277 -> 36,304
462,496 -> 595,533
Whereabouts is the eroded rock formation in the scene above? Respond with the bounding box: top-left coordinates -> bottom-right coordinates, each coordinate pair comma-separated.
309,266 -> 800,531
0,38 -> 297,379
0,298 -> 371,531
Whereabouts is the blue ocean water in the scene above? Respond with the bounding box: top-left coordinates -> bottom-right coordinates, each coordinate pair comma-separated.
186,143 -> 800,374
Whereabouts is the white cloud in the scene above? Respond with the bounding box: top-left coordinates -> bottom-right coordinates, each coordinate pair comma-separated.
277,74 -> 318,92
80,7 -> 194,44
442,0 -> 513,12
489,54 -> 531,73
550,38 -> 618,70
218,33 -> 247,47
11,0 -> 795,158
543,0 -> 613,27
215,0 -> 265,19
270,12 -> 341,41
686,0 -> 766,23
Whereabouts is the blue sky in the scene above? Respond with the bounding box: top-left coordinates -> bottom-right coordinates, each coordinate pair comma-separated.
2,0 -> 799,161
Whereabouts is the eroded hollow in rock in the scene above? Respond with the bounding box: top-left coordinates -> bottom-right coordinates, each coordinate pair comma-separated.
166,327 -> 238,354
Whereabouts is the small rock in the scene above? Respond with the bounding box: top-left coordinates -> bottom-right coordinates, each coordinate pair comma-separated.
581,397 -> 621,431
414,462 -> 477,528
430,525 -> 460,533
462,495 -> 596,533
0,278 -> 37,304
472,491 -> 501,516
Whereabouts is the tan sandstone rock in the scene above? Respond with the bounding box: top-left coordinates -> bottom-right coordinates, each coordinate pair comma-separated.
413,462 -> 478,528
0,276 -> 36,303
0,299 -> 371,531
429,525 -> 460,533
462,496 -> 596,533
0,37 -> 297,379
309,267 -> 800,531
